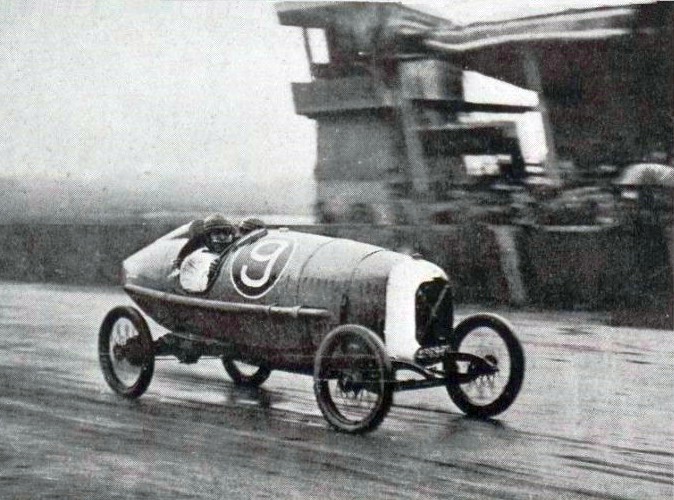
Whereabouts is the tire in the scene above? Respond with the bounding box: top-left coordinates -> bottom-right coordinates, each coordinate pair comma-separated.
223,360 -> 271,387
98,306 -> 155,399
314,325 -> 393,434
444,314 -> 525,418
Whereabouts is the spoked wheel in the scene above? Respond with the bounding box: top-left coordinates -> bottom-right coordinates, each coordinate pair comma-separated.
444,314 -> 525,418
98,306 -> 155,398
223,360 -> 271,387
314,325 -> 393,434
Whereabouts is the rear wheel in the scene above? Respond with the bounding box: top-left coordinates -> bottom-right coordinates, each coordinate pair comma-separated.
314,325 -> 393,434
223,360 -> 271,387
444,314 -> 524,418
98,306 -> 154,398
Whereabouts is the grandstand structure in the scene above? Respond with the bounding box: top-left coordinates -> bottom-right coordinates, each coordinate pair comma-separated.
277,2 -> 673,224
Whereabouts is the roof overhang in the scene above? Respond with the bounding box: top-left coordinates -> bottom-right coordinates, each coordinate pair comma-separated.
278,2 -> 647,55
425,6 -> 638,53
277,1 -> 454,31
276,2 -> 456,56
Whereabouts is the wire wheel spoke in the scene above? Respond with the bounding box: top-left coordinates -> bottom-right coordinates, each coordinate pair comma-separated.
457,329 -> 509,404
445,316 -> 525,418
329,364 -> 381,422
463,370 -> 502,403
99,306 -> 155,399
109,318 -> 144,387
314,325 -> 393,434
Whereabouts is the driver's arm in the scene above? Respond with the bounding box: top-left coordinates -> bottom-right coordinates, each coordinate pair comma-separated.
173,236 -> 205,269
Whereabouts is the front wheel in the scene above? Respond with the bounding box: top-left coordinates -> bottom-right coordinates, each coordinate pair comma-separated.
222,360 -> 271,387
444,314 -> 525,418
98,306 -> 155,398
314,325 -> 393,434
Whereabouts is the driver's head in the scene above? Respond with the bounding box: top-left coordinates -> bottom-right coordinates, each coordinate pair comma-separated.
203,214 -> 236,253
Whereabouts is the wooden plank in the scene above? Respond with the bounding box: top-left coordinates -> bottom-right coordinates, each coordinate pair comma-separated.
292,78 -> 394,116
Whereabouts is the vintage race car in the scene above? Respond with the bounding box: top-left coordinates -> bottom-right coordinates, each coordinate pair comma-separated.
99,224 -> 525,433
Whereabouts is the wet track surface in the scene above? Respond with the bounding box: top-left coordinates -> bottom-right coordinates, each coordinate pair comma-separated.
0,282 -> 672,498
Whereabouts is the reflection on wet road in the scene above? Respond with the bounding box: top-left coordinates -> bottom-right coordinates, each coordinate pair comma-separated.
0,283 -> 672,498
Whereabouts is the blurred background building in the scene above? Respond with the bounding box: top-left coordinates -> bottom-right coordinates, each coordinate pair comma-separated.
278,1 -> 673,225
441,1 -> 674,175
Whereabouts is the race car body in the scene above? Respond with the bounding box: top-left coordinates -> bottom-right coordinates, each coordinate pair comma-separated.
122,225 -> 452,369
99,223 -> 524,433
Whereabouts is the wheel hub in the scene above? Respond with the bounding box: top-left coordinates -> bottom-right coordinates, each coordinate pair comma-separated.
113,337 -> 146,366
338,372 -> 365,397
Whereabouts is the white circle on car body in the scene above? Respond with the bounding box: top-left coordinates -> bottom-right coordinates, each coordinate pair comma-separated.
230,237 -> 295,299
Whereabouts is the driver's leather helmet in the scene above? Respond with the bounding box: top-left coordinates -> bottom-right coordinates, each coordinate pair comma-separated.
203,214 -> 236,252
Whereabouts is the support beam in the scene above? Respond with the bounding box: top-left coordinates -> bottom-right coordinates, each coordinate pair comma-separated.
521,47 -> 560,180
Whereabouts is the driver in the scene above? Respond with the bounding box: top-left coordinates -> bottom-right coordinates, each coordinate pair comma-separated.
203,214 -> 237,254
172,214 -> 237,272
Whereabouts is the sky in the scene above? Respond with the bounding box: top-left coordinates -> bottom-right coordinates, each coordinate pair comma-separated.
0,0 -> 648,217
0,2 -> 313,190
